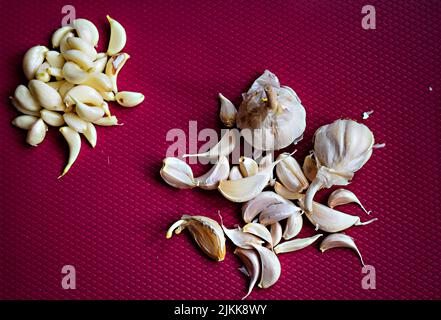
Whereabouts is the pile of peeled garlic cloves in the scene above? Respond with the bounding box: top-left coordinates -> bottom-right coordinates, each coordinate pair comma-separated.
10,16 -> 144,177
163,70 -> 381,299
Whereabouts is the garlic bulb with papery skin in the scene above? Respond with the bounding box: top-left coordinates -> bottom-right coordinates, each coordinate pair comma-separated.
236,70 -> 306,151
304,119 -> 375,212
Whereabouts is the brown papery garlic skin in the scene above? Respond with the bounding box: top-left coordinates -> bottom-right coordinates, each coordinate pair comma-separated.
236,70 -> 306,151
304,119 -> 374,213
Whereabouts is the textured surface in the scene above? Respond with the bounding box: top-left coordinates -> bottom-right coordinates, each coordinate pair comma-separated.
1,0 -> 441,300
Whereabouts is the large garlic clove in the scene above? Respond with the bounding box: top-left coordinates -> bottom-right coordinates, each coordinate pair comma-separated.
63,112 -> 89,133
241,191 -> 287,223
274,181 -> 303,200
23,45 -> 48,80
303,154 -> 317,182
160,157 -> 196,189
62,49 -> 95,70
320,233 -> 365,266
94,54 -> 108,73
59,32 -> 75,53
328,188 -> 371,214
222,225 -> 264,249
219,93 -> 237,128
74,98 -> 105,122
239,156 -> 258,177
105,52 -> 130,93
62,61 -> 89,84
66,37 -> 97,61
73,18 -> 99,47
274,234 -> 323,254
41,109 -> 65,127
234,248 -> 260,300
194,156 -> 230,190
243,223 -> 273,247
166,215 -> 226,261
275,152 -> 309,193
237,70 -> 306,151
64,85 -> 104,107
45,51 -> 65,68
183,129 -> 237,160
228,165 -> 243,181
250,243 -> 281,289
81,73 -> 113,93
14,85 -> 41,112
304,119 -> 375,213
269,222 -> 283,247
115,91 -> 145,107
26,118 -> 46,146
107,15 -> 127,56
12,115 -> 38,130
259,202 -> 302,226
28,80 -> 65,111
282,211 -> 303,240
299,197 -> 377,233
83,122 -> 97,148
10,97 -> 40,116
51,26 -> 74,48
59,126 -> 81,177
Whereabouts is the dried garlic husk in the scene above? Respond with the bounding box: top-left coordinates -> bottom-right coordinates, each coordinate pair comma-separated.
194,156 -> 230,190
242,191 -> 287,223
239,156 -> 258,177
237,70 -> 306,150
243,223 -> 273,247
250,243 -> 281,289
219,93 -> 237,128
328,188 -> 371,214
166,215 -> 226,261
274,234 -> 323,254
276,152 -> 309,193
320,233 -> 365,266
304,119 -> 375,212
183,129 -> 237,160
303,154 -> 317,182
160,157 -> 196,189
234,248 -> 260,300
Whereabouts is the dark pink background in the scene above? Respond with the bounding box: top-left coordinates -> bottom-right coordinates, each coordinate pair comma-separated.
1,0 -> 440,300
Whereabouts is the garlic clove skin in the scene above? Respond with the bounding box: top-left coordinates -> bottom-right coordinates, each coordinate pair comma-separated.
259,202 -> 302,226
250,243 -> 281,289
28,80 -> 65,111
222,225 -> 264,249
160,157 -> 196,189
12,115 -> 38,130
274,181 -> 303,200
59,126 -> 81,177
106,15 -> 127,56
282,211 -> 303,240
320,233 -> 365,266
14,85 -> 41,112
234,248 -> 261,300
303,154 -> 317,182
194,156 -> 230,190
183,129 -> 237,160
243,223 -> 273,247
41,109 -> 65,127
274,234 -> 323,254
239,156 -> 258,177
73,18 -> 99,47
242,191 -> 287,223
228,166 -> 243,180
51,26 -> 74,48
275,153 -> 309,193
23,45 -> 49,80
219,93 -> 237,128
328,188 -> 371,214
26,118 -> 46,146
115,91 -> 145,108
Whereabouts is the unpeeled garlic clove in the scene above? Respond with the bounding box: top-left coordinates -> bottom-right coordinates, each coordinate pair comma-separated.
12,115 -> 38,130
258,153 -> 275,186
229,166 -> 243,180
51,26 -> 74,48
93,115 -> 120,126
73,18 -> 99,47
105,52 -> 130,92
26,118 -> 46,146
282,211 -> 303,240
45,51 -> 65,68
194,156 -> 230,190
73,97 -> 105,122
242,191 -> 287,223
328,188 -> 371,214
274,234 -> 323,254
40,109 -> 65,127
107,15 -> 127,56
67,37 -> 97,61
275,152 -> 309,193
10,97 -> 40,116
250,243 -> 281,289
320,233 -> 365,266
115,91 -> 145,107
219,93 -> 237,128
303,154 -> 317,182
166,215 -> 226,261
14,85 -> 41,112
62,49 -> 95,70
183,129 -> 237,160
274,181 -> 303,200
160,157 -> 196,189
222,225 -> 264,249
269,222 -> 283,247
243,222 -> 273,247
259,202 -> 302,226
234,248 -> 260,300
59,126 -> 81,177
239,156 -> 258,177
23,45 -> 48,80
28,80 -> 65,111
62,61 -> 89,84
64,85 -> 104,107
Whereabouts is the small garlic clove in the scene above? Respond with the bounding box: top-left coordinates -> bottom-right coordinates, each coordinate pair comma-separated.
243,222 -> 273,247
274,181 -> 303,200
320,233 -> 365,266
45,51 -> 65,68
115,91 -> 145,107
14,85 -> 41,112
166,215 -> 226,261
94,55 -> 108,73
106,15 -> 127,56
241,191 -> 287,223
59,32 -> 75,54
269,222 -> 283,247
64,85 -> 104,107
194,156 -> 230,190
228,165 -> 243,181
59,126 -> 81,177
93,115 -> 120,126
74,97 -> 105,122
250,243 -> 281,289
22,45 -> 49,80
105,52 -> 130,93
63,112 -> 89,133
222,225 -> 264,249
219,93 -> 237,128
303,154 -> 317,182
47,66 -> 63,78
100,91 -> 116,102
12,115 -> 38,130
26,119 -> 46,146
58,82 -> 75,100
160,157 -> 196,189
40,109 -> 65,127
73,18 -> 99,47
28,80 -> 65,111
239,156 -> 258,177
328,188 -> 371,214
183,129 -> 237,160
84,122 -> 97,148
101,102 -> 111,117
274,234 -> 323,254
259,202 -> 302,226
67,37 -> 97,61
62,61 -> 89,84
51,26 -> 74,48
275,152 -> 309,193
62,49 -> 95,70
81,73 -> 113,93
35,62 -> 51,82
258,153 -> 275,186
234,248 -> 260,300
282,211 -> 303,240
10,97 -> 40,116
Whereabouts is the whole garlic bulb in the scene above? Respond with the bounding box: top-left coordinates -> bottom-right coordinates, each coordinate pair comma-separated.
236,70 -> 306,151
304,119 -> 374,212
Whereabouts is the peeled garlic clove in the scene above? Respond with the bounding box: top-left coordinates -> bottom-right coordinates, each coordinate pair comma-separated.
105,53 -> 130,92
63,112 -> 89,133
10,97 -> 40,116
303,154 -> 317,182
51,26 -> 74,48
250,243 -> 281,289
239,156 -> 258,177
259,202 -> 302,226
320,233 -> 365,266
26,118 -> 46,146
274,234 -> 323,254
299,197 -> 377,233
101,102 -> 111,117
219,93 -> 237,128
183,129 -> 237,160
35,62 -> 51,82
100,91 -> 116,102
222,225 -> 264,249
242,191 -> 287,223
74,99 -> 105,122
94,55 -> 108,73
62,50 -> 95,70
47,67 -> 63,78
28,80 -> 65,111
274,181 -> 303,200
73,18 -> 99,47
93,115 -> 120,126
64,85 -> 104,107
166,215 -> 226,261
62,61 -> 89,84
283,211 -> 303,240
107,15 -> 127,56
23,45 -> 49,80
328,188 -> 371,214
84,122 -> 97,148
81,73 -> 113,93
269,222 -> 283,247
243,223 -> 273,247
59,126 -> 81,177
14,85 -> 40,112
194,156 -> 230,190
46,81 -> 66,91
304,119 -> 375,213
12,115 -> 38,130
229,165 -> 243,180
67,37 -> 97,61
234,248 -> 260,300
58,81 -> 75,100
115,91 -> 145,107
40,109 -> 64,127
276,153 -> 309,193
160,157 -> 196,189
45,51 -> 65,68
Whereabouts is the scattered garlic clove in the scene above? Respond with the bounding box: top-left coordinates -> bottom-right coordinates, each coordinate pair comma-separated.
166,215 -> 226,261
160,157 -> 196,189
14,85 -> 41,112
10,97 -> 40,116
269,222 -> 283,247
328,188 -> 371,214
274,181 -> 303,200
26,118 -> 46,146
115,91 -> 145,107
239,156 -> 258,177
222,225 -> 264,249
73,18 -> 99,47
67,37 -> 97,61
282,211 -> 303,240
28,80 -> 65,111
93,115 -> 120,126
229,165 -> 243,180
81,73 -> 113,93
64,85 -> 104,107
51,26 -> 74,48
183,129 -> 237,160
12,115 -> 38,130
63,112 -> 89,133
59,126 -> 81,177
303,154 -> 317,182
194,156 -> 230,190
259,202 -> 302,226
105,52 -> 130,92
62,49 -> 95,70
320,233 -> 365,266
243,222 -> 273,247
94,55 -> 108,73
106,15 -> 127,56
73,98 -> 105,122
45,51 -> 65,68
40,109 -> 65,127
83,122 -> 97,148
234,248 -> 261,300
242,191 -> 287,223
22,45 -> 48,80
62,61 -> 89,84
35,62 -> 51,82
250,243 -> 281,289
274,234 -> 323,254
219,93 -> 237,128
275,152 -> 309,193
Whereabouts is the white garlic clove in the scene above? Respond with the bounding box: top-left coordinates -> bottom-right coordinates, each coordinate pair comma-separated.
269,222 -> 283,247
51,26 -> 74,48
10,97 -> 40,116
303,153 -> 317,182
14,85 -> 41,112
93,115 -> 120,126
66,37 -> 97,61
241,191 -> 287,223
45,51 -> 65,68
58,81 -> 75,100
160,157 -> 196,189
101,102 -> 111,117
228,165 -> 243,181
28,80 -> 65,111
64,85 -> 104,107
83,122 -> 97,148
59,32 -> 75,53
81,73 -> 113,93
62,49 -> 95,70
234,248 -> 261,300
35,62 -> 51,82
219,93 -> 237,128
46,66 -> 63,78
320,233 -> 365,266
40,109 -> 65,127
222,225 -> 264,249
59,126 -> 81,177
94,55 -> 108,73
26,118 -> 46,146
73,18 -> 99,47
274,181 -> 303,200
239,156 -> 258,177
63,112 -> 89,133
274,234 -> 323,254
259,202 -> 302,226
46,81 -> 66,91
12,115 -> 38,130
74,98 -> 105,122
115,91 -> 145,107
107,15 -> 127,56
243,222 -> 273,247
275,152 -> 309,193
282,211 -> 303,240
328,188 -> 371,214
105,52 -> 130,93
62,61 -> 89,84
258,153 -> 275,186
183,129 -> 237,160
194,156 -> 230,190
250,243 -> 281,289
23,45 -> 49,80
